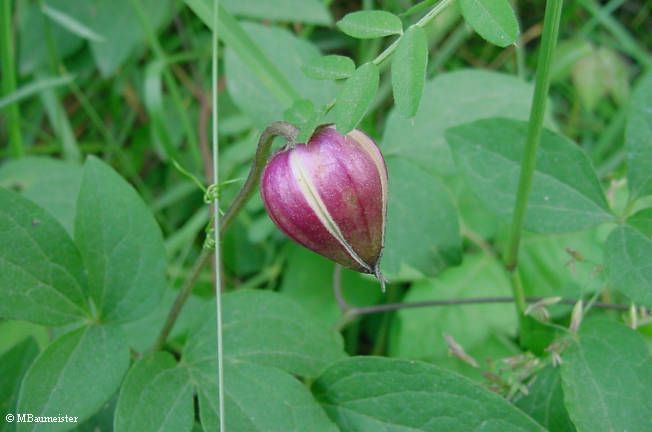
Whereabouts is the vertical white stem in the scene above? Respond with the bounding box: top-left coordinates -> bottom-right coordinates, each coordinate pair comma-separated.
211,0 -> 226,430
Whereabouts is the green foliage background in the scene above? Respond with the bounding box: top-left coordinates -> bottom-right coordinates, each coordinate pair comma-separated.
0,0 -> 651,431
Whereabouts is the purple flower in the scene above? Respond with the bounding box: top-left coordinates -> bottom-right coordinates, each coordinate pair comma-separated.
261,125 -> 388,284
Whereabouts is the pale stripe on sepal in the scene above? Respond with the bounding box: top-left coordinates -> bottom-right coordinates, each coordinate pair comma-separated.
288,150 -> 373,273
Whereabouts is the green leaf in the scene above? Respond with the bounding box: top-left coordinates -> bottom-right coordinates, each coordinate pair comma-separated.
302,55 -> 356,80
0,188 -> 88,325
223,21 -> 335,127
382,156 -> 461,276
627,207 -> 652,237
75,398 -> 116,432
561,320 -> 652,432
383,69 -> 553,175
0,156 -> 82,236
222,0 -> 331,25
192,359 -> 338,432
459,0 -> 519,47
518,229 -> 606,302
0,321 -> 48,353
74,156 -> 166,323
514,366 -> 575,432
17,2 -> 82,75
335,62 -> 379,134
17,325 -> 129,432
115,352 -> 193,432
183,290 -> 346,377
312,357 -> 546,431
336,10 -> 403,39
283,99 -> 315,125
604,225 -> 652,306
121,288 -> 208,352
43,0 -> 169,76
42,4 -> 106,42
446,118 -> 613,233
184,1 -> 303,115
280,244 -> 382,326
626,71 -> 652,200
391,25 -> 428,118
389,252 -> 516,360
0,338 -> 39,432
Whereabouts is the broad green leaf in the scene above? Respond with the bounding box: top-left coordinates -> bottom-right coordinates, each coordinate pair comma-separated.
192,359 -> 338,432
447,118 -> 613,233
0,75 -> 74,111
561,320 -> 652,432
626,72 -> 652,199
383,69 -> 553,175
115,352 -> 193,432
224,22 -> 335,127
382,156 -> 461,276
337,10 -> 403,39
0,188 -> 88,325
17,325 -> 129,432
0,321 -> 48,353
514,366 -> 575,432
183,290 -> 346,377
121,288 -> 208,352
604,225 -> 652,306
75,398 -> 116,432
627,207 -> 652,236
43,0 -> 169,76
302,55 -> 356,80
335,62 -> 379,134
312,357 -> 546,431
222,0 -> 332,25
74,156 -> 166,323
280,244 -> 382,326
17,2 -> 82,75
389,252 -> 516,360
185,1 -> 303,113
459,0 -> 519,47
0,338 -> 39,432
283,99 -> 315,125
518,229 -> 606,302
391,25 -> 428,118
0,156 -> 82,235
445,176 -> 502,240
42,4 -> 106,42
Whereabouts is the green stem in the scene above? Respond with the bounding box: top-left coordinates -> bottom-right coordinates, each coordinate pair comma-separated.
322,0 -> 457,119
374,0 -> 457,67
150,121 -> 299,353
503,0 -> 564,314
1,0 -> 23,157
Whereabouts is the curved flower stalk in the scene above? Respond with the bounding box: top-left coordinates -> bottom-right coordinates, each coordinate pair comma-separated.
261,125 -> 389,290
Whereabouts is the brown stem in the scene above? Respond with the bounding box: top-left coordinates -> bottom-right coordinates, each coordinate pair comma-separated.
150,121 -> 299,352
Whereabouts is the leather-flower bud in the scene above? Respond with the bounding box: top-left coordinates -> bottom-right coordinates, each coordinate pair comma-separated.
260,125 -> 388,289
